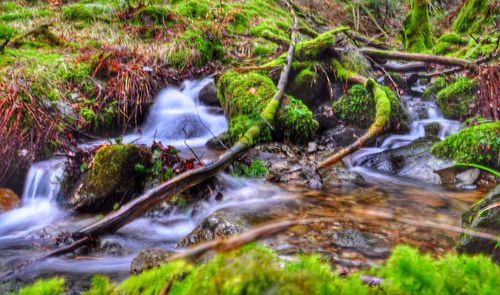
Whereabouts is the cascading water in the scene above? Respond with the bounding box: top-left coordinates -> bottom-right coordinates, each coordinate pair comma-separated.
345,79 -> 461,169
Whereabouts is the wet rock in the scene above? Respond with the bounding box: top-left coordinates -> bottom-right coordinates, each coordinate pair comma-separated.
177,210 -> 248,247
314,104 -> 337,131
332,229 -> 390,259
0,188 -> 20,212
320,165 -> 366,188
424,122 -> 440,137
458,185 -> 500,262
307,142 -> 317,153
67,144 -> 151,213
287,68 -> 329,108
320,125 -> 376,148
99,238 -> 125,256
435,166 -> 481,188
358,137 -> 456,185
131,248 -> 174,274
198,81 -> 219,106
205,131 -> 231,150
414,103 -> 429,119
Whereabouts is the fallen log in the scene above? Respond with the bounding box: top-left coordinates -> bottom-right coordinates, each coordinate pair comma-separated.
0,1 -> 299,281
378,61 -> 427,73
350,47 -> 480,72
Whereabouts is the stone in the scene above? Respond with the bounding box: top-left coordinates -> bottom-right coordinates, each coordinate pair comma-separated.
314,104 -> 336,131
307,142 -> 317,153
198,81 -> 219,106
357,137 -> 455,185
0,188 -> 20,212
458,185 -> 500,262
205,131 -> 231,150
320,165 -> 366,188
320,125 -> 376,148
67,144 -> 151,213
177,210 -> 248,247
424,122 -> 440,137
131,248 -> 173,274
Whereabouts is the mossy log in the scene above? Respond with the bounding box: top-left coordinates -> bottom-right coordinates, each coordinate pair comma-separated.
318,79 -> 391,169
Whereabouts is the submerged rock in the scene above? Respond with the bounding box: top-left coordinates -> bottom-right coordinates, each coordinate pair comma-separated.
67,144 -> 151,213
0,188 -> 20,212
358,137 -> 455,185
320,165 -> 366,188
198,81 -> 219,106
458,185 -> 500,262
177,210 -> 248,247
131,248 -> 174,274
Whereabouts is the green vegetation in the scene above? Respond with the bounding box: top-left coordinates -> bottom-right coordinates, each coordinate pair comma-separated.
277,96 -> 319,142
16,277 -> 65,295
62,3 -> 114,22
452,0 -> 489,34
17,244 -> 500,295
402,0 -> 433,52
332,83 -> 408,131
232,159 -> 268,178
436,77 -> 476,119
422,77 -> 446,100
431,122 -> 500,169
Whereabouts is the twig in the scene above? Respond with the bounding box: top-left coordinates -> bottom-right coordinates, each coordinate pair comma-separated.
182,127 -> 202,163
194,100 -> 228,150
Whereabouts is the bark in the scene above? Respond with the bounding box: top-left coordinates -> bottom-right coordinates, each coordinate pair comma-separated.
355,47 -> 480,72
344,31 -> 390,50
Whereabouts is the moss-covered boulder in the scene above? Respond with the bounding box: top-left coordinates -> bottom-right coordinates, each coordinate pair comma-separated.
286,65 -> 328,108
422,77 -> 447,101
68,144 -> 151,213
332,84 -> 409,132
0,188 -> 20,212
435,77 -> 476,120
131,248 -> 174,275
430,122 -> 500,169
458,185 -> 500,262
217,71 -> 318,144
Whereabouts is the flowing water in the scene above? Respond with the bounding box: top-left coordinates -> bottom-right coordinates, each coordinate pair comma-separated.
0,78 -> 483,289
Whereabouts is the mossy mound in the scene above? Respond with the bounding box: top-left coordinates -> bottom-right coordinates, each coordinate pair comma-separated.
286,65 -> 327,108
433,33 -> 468,55
217,71 -> 318,144
435,77 -> 476,119
422,77 -> 447,101
402,0 -> 434,53
430,122 -> 500,168
19,244 -> 500,294
332,84 -> 409,131
69,144 -> 151,213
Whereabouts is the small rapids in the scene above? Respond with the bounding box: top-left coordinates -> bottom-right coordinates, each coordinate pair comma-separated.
0,77 -> 482,289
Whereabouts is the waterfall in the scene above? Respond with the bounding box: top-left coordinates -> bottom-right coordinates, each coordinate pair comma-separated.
21,158 -> 65,203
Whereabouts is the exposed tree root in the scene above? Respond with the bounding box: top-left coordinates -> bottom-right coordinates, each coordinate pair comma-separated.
472,65 -> 500,121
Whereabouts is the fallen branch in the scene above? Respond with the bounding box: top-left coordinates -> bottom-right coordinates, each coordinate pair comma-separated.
350,47 -> 480,72
0,1 -> 299,281
7,24 -> 66,49
418,50 -> 499,78
344,31 -> 390,50
318,78 -> 390,169
378,61 -> 427,73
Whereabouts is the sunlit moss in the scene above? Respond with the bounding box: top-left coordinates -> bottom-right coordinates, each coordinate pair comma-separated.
436,77 -> 476,119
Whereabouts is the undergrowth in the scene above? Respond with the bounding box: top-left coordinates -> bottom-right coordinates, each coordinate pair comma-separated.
16,244 -> 500,295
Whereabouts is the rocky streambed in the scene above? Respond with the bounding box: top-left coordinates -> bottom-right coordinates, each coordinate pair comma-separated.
0,77 -> 497,292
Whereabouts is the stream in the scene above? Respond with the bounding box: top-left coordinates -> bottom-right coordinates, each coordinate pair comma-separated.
0,78 -> 483,289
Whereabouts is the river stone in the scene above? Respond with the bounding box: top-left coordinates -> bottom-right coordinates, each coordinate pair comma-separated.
205,131 -> 231,150
320,165 -> 366,188
177,210 -> 248,247
331,229 -> 390,258
320,125 -> 376,148
68,144 -> 151,213
198,81 -> 219,106
458,185 -> 500,262
314,104 -> 337,131
131,248 -> 174,274
357,137 -> 456,185
424,122 -> 440,137
0,188 -> 20,212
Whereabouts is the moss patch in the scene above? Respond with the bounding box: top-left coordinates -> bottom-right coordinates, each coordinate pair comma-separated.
333,83 -> 408,131
422,77 -> 446,101
436,77 -> 476,119
402,0 -> 434,52
452,0 -> 489,34
232,159 -> 268,178
430,122 -> 500,169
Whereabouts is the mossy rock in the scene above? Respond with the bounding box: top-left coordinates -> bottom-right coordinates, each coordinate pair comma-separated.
422,77 -> 446,101
435,77 -> 476,119
68,144 -> 151,213
332,84 -> 409,131
217,71 -> 318,144
458,185 -> 500,262
402,0 -> 434,53
430,122 -> 500,169
286,65 -> 327,108
433,33 -> 468,55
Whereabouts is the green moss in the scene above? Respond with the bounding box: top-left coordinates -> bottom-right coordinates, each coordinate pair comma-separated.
16,277 -> 65,295
167,29 -> 224,68
87,144 -> 149,199
433,33 -> 468,55
25,244 -> 500,295
436,77 -> 476,119
135,5 -> 176,26
232,159 -> 268,178
177,0 -> 209,19
0,2 -> 50,22
252,40 -> 278,57
294,28 -> 348,61
422,77 -> 446,101
402,0 -> 434,52
452,0 -> 489,34
333,82 -> 405,131
0,22 -> 17,40
331,58 -> 359,82
430,122 -> 500,169
277,96 -> 319,143
62,3 -> 114,22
